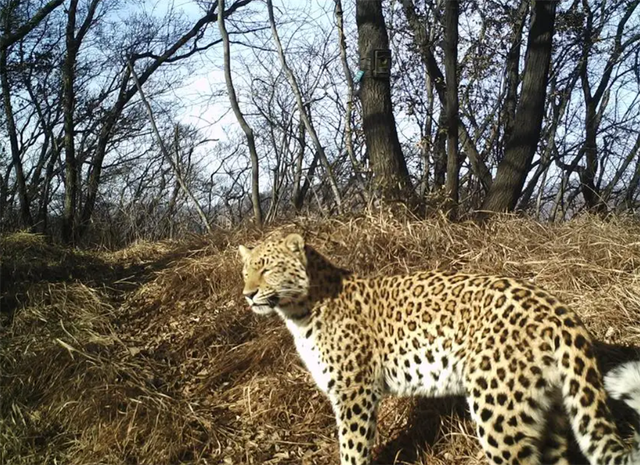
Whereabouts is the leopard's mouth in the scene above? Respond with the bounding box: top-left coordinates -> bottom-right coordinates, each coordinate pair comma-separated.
251,305 -> 274,315
249,293 -> 279,315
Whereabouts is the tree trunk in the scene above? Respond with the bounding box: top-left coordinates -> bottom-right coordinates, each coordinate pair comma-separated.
296,151 -> 319,212
292,119 -> 306,210
0,38 -> 32,228
0,169 -> 6,226
356,0 -> 411,201
266,0 -> 342,213
500,0 -> 529,158
480,0 -> 557,215
603,132 -> 640,205
23,56 -> 64,234
419,66 -> 434,198
580,100 -> 602,210
335,0 -> 367,201
576,0 -> 638,213
444,0 -> 459,217
60,0 -> 99,243
292,113 -> 320,211
218,0 -> 262,225
61,0 -> 79,244
433,113 -> 447,190
625,155 -> 640,210
36,145 -> 59,234
401,0 -> 492,193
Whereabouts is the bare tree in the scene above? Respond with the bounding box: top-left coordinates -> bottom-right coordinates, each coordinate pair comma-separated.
334,0 -> 367,201
4,0 -> 640,239
218,0 -> 262,225
444,0 -> 459,216
481,0 -> 558,215
400,0 -> 492,193
128,61 -> 213,234
0,15 -> 32,227
577,0 -> 640,212
77,0 -> 253,239
500,0 -> 529,159
0,0 -> 64,52
61,0 -> 100,244
266,0 -> 343,212
356,0 -> 412,201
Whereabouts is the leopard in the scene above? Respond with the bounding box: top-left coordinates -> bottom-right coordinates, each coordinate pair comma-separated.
238,233 -> 640,465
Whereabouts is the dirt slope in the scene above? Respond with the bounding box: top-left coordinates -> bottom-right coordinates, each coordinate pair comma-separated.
2,214 -> 640,465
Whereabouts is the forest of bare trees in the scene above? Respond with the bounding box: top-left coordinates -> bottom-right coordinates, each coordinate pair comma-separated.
1,0 -> 639,245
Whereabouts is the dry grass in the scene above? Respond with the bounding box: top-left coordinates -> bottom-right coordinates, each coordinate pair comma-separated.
2,213 -> 640,464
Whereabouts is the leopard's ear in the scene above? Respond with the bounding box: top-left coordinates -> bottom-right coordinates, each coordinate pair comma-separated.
284,233 -> 305,253
284,233 -> 306,262
238,245 -> 252,262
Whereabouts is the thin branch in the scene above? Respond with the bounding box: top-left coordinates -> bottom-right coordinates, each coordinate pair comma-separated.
266,0 -> 343,212
218,0 -> 263,225
127,60 -> 213,234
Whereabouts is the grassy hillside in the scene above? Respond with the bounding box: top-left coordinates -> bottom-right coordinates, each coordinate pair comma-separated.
2,214 -> 640,465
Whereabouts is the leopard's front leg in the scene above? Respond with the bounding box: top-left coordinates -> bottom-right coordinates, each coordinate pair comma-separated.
330,387 -> 381,465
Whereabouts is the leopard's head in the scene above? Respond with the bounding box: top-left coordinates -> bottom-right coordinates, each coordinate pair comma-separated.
239,233 -> 309,317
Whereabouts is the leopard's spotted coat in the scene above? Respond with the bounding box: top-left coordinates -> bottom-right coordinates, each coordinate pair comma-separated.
239,233 -> 640,465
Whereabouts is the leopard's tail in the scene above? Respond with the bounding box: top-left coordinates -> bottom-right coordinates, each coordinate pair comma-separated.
605,361 -> 640,454
604,360 -> 640,419
556,327 -> 640,465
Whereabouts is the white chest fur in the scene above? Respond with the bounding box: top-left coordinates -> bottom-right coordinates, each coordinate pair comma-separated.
285,320 -> 332,393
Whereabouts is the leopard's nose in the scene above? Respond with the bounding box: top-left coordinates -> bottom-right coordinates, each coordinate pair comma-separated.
244,290 -> 258,300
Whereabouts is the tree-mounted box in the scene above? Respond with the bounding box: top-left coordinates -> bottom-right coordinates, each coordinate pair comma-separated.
360,49 -> 392,79
372,49 -> 391,78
